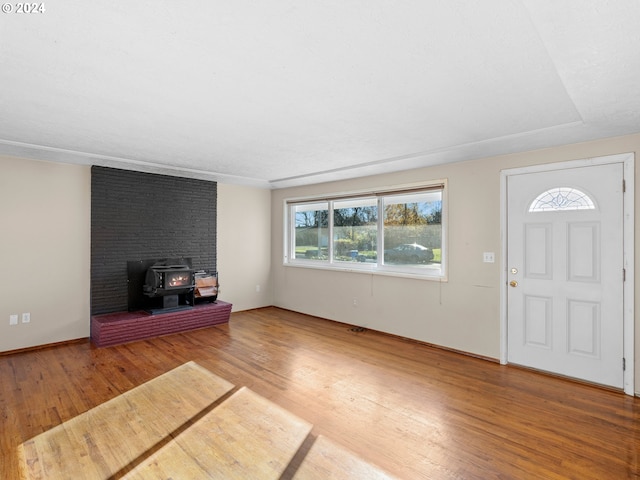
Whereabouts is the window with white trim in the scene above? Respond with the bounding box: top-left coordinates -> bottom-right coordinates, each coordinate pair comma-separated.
286,183 -> 445,279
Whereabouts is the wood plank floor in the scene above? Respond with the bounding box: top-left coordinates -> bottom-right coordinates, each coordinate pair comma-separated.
1,307 -> 639,479
292,434 -> 396,479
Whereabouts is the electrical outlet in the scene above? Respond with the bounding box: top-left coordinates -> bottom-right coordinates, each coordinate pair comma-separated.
256,284 -> 261,292
22,312 -> 31,323
353,298 -> 358,307
9,314 -> 18,326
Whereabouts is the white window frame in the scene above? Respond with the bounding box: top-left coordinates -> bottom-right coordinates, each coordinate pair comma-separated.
283,180 -> 447,280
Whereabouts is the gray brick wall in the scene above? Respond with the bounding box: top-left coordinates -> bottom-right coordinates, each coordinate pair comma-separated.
91,166 -> 216,315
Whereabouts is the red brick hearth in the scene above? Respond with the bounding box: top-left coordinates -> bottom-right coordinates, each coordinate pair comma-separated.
91,301 -> 232,347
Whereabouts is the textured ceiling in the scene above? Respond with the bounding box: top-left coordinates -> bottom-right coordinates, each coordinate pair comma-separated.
1,1 -> 639,188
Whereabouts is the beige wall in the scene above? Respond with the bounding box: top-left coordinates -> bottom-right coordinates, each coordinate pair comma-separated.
271,133 -> 640,393
216,183 -> 273,311
0,156 -> 91,352
0,159 -> 273,353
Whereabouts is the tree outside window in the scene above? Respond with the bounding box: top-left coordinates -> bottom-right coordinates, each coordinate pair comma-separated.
293,202 -> 328,261
333,198 -> 377,262
383,192 -> 442,265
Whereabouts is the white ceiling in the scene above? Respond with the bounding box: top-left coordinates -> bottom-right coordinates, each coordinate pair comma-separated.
1,1 -> 640,189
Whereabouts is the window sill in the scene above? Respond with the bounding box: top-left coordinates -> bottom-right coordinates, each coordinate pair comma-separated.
283,260 -> 447,282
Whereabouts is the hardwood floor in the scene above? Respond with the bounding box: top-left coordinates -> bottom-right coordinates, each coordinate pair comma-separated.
1,307 -> 639,479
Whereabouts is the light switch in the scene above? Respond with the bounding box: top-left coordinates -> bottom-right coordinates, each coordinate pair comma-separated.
483,252 -> 495,263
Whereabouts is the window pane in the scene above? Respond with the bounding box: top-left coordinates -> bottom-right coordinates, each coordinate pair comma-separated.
529,187 -> 595,212
383,191 -> 442,266
333,198 -> 378,263
293,203 -> 328,260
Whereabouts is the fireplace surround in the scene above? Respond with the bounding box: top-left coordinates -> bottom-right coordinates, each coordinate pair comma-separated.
91,166 -> 216,316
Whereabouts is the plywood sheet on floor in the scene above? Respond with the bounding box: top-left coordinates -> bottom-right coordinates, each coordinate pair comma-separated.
18,361 -> 234,479
122,387 -> 313,480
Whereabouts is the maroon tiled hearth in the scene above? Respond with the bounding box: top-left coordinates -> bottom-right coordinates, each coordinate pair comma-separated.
91,301 -> 232,347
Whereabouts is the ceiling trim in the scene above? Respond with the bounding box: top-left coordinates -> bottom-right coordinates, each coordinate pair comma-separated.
268,119 -> 586,188
0,139 -> 271,188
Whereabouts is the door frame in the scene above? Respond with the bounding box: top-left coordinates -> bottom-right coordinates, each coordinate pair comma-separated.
500,153 -> 635,396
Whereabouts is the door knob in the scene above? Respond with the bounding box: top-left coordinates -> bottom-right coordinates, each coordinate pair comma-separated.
509,280 -> 518,287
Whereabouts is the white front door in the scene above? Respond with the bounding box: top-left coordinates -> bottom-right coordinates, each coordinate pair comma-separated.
507,162 -> 624,388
